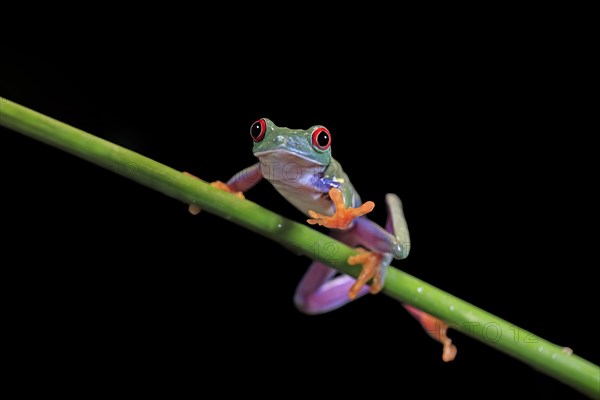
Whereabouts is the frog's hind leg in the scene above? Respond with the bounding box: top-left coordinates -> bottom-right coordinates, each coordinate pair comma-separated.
350,193 -> 410,260
384,193 -> 411,257
328,194 -> 410,299
355,193 -> 457,361
403,305 -> 457,362
294,261 -> 371,315
385,194 -> 457,361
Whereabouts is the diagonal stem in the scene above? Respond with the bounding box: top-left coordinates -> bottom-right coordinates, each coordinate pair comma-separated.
1,97 -> 598,398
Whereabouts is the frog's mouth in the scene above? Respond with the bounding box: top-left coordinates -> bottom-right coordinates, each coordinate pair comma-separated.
254,149 -> 327,168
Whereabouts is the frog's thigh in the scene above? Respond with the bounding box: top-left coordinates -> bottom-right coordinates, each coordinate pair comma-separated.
294,261 -> 369,315
350,218 -> 403,258
384,193 -> 410,256
349,194 -> 410,259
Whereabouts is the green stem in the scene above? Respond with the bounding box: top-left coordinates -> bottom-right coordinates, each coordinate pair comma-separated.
1,98 -> 598,398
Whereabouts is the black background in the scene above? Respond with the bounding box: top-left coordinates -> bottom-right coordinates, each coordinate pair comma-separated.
1,36 -> 597,398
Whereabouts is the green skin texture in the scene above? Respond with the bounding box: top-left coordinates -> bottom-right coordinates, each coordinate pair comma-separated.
1,99 -> 598,398
251,118 -> 359,216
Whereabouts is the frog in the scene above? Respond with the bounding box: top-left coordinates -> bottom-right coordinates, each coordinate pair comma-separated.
185,118 -> 456,361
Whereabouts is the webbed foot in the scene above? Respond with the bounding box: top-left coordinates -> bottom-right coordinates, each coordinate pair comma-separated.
183,172 -> 244,215
307,188 -> 374,229
404,305 -> 457,362
347,248 -> 385,299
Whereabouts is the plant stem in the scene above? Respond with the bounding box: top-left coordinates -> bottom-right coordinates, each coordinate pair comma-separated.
1,97 -> 598,398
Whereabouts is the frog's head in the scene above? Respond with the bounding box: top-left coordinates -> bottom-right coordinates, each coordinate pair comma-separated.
250,118 -> 332,168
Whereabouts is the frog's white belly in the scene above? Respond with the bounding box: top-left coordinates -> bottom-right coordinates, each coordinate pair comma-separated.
269,179 -> 334,216
256,151 -> 334,216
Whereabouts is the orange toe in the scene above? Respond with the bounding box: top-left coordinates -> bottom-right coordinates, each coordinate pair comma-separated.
211,181 -> 245,200
183,173 -> 244,215
184,172 -> 204,214
404,305 -> 457,362
329,187 -> 345,206
307,210 -> 329,225
306,189 -> 375,229
347,249 -> 384,299
353,201 -> 375,216
442,341 -> 458,362
183,171 -> 202,180
188,205 -> 202,215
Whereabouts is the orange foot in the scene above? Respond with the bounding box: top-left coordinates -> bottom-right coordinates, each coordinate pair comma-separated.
183,171 -> 244,215
307,188 -> 374,229
347,248 -> 384,299
404,305 -> 458,362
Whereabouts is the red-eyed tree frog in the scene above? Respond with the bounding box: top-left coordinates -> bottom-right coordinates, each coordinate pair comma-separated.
185,118 -> 457,361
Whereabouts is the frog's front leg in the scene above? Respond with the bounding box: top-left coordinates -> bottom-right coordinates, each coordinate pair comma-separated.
184,163 -> 262,215
307,188 -> 374,230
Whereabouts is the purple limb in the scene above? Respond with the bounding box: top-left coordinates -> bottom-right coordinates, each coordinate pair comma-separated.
294,261 -> 370,315
227,163 -> 263,193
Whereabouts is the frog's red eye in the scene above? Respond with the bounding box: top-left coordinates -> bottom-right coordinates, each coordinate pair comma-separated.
250,118 -> 267,142
312,127 -> 331,151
